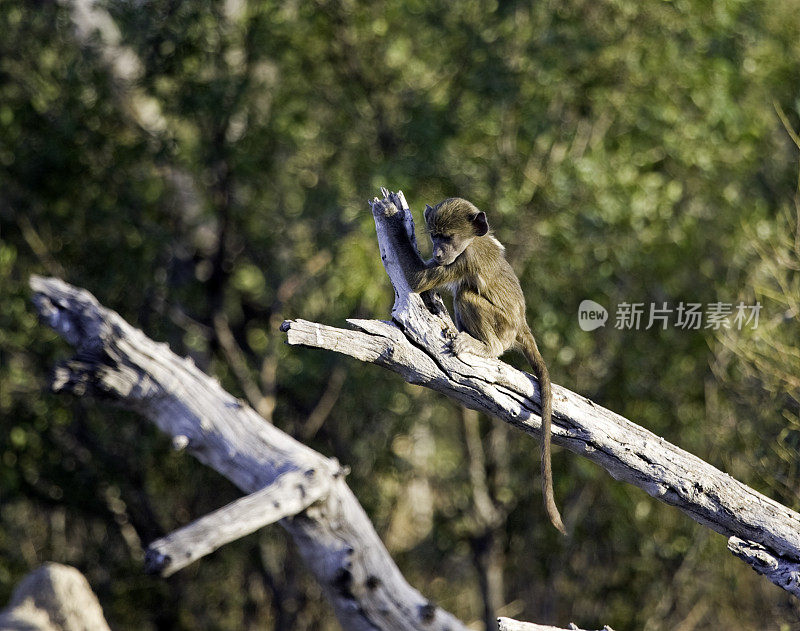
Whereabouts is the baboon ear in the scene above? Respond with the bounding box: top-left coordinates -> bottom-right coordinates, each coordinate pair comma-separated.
424,204 -> 433,223
472,211 -> 489,236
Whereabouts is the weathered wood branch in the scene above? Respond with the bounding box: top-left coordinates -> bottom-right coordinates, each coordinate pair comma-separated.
282,188 -> 800,599
30,274 -> 469,631
497,617 -> 614,631
145,469 -> 332,577
728,536 -> 800,595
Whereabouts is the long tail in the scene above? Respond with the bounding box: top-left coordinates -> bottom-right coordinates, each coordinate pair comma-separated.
519,327 -> 565,535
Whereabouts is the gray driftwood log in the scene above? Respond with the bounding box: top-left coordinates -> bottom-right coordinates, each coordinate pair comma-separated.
30,274 -> 468,631
281,188 -> 800,599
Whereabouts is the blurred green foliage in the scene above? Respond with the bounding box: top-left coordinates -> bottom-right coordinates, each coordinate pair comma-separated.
1,0 -> 799,629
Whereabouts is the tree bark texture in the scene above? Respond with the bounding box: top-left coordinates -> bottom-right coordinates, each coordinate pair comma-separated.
497,617 -> 614,631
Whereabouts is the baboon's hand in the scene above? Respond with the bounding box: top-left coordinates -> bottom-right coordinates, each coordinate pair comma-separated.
370,196 -> 400,219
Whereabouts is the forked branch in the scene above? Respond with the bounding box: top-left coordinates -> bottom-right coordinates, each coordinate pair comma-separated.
30,274 -> 468,631
282,188 -> 800,599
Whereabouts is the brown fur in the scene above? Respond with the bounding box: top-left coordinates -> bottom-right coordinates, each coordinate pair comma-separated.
385,197 -> 565,534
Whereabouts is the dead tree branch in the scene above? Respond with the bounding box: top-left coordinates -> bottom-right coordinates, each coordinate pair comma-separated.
145,468 -> 332,577
30,274 -> 468,631
498,617 -> 614,631
281,188 -> 800,599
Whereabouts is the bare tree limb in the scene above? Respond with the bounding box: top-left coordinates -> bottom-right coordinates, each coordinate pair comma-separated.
30,274 -> 469,631
145,468 -> 332,577
281,188 -> 800,599
498,617 -> 614,631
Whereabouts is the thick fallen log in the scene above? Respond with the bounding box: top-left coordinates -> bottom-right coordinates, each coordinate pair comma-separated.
281,188 -> 800,599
